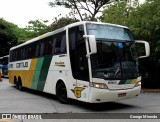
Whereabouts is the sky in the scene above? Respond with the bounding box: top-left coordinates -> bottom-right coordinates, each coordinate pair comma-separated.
0,0 -> 145,28
0,0 -> 70,28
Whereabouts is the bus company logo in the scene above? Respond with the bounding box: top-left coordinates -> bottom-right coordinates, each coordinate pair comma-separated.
16,62 -> 28,68
55,61 -> 65,67
71,87 -> 85,98
9,64 -> 13,68
108,81 -> 118,84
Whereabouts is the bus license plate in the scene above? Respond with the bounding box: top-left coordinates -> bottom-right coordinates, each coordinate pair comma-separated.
118,93 -> 126,97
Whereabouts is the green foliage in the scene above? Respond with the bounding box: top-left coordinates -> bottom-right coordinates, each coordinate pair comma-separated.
0,18 -> 48,57
0,18 -> 18,56
128,0 -> 160,63
101,0 -> 139,25
50,17 -> 78,31
102,0 -> 160,63
0,16 -> 78,57
102,0 -> 160,88
12,27 -> 33,44
49,0 -> 110,21
25,19 -> 51,37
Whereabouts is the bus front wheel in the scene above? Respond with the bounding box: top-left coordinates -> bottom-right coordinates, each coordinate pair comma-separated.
56,82 -> 69,104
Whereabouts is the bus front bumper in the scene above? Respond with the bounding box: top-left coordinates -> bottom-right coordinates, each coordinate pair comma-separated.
88,86 -> 141,103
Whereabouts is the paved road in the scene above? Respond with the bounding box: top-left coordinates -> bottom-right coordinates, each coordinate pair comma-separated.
0,78 -> 160,113
0,78 -> 160,121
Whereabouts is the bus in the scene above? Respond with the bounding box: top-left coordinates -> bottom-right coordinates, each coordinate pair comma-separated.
9,21 -> 150,103
0,55 -> 9,78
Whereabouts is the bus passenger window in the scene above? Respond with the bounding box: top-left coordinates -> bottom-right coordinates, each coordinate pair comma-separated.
35,44 -> 40,57
44,41 -> 49,55
27,44 -> 35,58
54,40 -> 61,54
54,31 -> 66,54
60,34 -> 66,53
17,50 -> 21,60
40,42 -> 44,56
51,38 -> 56,54
28,47 -> 32,58
43,38 -> 52,56
48,41 -> 52,54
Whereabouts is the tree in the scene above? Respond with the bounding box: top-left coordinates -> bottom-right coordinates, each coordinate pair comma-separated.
50,17 -> 78,31
25,19 -> 51,37
101,0 -> 160,88
101,0 -> 139,25
49,0 -> 111,21
128,0 -> 160,88
0,18 -> 18,56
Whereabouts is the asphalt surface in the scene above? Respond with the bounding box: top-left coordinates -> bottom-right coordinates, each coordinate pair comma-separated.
0,78 -> 160,122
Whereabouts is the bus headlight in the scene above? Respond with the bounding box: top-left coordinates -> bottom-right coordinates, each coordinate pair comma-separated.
90,82 -> 108,89
134,81 -> 141,87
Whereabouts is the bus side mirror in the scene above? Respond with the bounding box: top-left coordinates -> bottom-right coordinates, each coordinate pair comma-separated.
135,40 -> 150,58
83,35 -> 97,57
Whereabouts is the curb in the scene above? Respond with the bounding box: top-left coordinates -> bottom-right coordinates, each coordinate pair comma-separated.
141,89 -> 160,93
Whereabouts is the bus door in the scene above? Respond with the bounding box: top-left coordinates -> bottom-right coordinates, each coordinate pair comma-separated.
69,26 -> 90,102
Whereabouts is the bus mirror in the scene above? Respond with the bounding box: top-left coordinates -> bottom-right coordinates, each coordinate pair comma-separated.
83,35 -> 97,57
135,40 -> 150,58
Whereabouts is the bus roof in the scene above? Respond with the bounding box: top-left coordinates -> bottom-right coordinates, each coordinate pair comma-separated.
10,21 -> 129,51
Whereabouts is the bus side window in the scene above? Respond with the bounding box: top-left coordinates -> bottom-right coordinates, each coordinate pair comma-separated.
28,47 -> 32,58
25,47 -> 29,59
9,51 -> 12,62
10,51 -> 13,62
48,40 -> 52,55
55,34 -> 61,54
51,37 -> 56,54
21,48 -> 24,60
17,49 -> 21,60
60,33 -> 66,53
35,43 -> 40,57
32,44 -> 36,58
40,42 -> 44,56
44,40 -> 49,55
28,44 -> 35,58
44,37 -> 52,56
14,50 -> 17,61
54,31 -> 66,54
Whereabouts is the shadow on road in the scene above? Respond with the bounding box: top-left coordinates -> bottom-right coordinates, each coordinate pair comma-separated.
70,100 -> 134,112
12,86 -> 135,112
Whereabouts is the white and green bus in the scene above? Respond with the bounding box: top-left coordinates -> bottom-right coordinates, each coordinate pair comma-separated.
9,21 -> 150,103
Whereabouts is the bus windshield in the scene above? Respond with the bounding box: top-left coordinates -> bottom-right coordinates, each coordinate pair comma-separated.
86,23 -> 139,80
86,23 -> 134,41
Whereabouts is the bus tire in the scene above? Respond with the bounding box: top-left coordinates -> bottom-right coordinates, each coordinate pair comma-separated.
16,81 -> 19,89
18,77 -> 23,91
56,82 -> 69,104
14,77 -> 19,89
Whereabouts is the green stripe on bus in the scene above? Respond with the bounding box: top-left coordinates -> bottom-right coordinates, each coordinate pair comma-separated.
32,58 -> 44,90
126,80 -> 131,84
119,79 -> 131,84
37,56 -> 52,91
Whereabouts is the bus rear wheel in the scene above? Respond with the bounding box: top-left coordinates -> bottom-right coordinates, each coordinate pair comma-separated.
56,82 -> 69,104
17,78 -> 23,91
16,81 -> 19,89
18,81 -> 23,91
